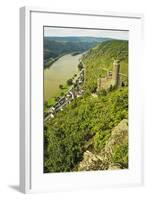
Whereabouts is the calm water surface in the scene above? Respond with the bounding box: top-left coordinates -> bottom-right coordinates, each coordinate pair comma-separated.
44,53 -> 83,101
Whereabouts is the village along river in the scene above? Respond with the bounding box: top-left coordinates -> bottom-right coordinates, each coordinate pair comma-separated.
44,53 -> 83,101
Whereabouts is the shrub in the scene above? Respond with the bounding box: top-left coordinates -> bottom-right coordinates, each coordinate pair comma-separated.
59,84 -> 64,89
67,78 -> 73,86
112,143 -> 128,167
94,130 -> 111,152
78,62 -> 83,70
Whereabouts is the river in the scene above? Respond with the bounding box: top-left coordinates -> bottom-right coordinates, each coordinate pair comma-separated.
44,53 -> 83,101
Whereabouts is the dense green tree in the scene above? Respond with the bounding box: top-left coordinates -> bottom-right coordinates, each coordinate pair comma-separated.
67,78 -> 73,86
59,84 -> 64,89
78,62 -> 83,71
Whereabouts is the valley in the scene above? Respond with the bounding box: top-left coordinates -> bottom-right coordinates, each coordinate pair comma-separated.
43,36 -> 128,173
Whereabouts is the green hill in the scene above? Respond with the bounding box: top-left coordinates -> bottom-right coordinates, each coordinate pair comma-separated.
44,37 -> 110,67
83,40 -> 128,93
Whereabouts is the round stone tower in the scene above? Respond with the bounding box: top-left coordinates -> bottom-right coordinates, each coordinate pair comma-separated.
112,59 -> 120,87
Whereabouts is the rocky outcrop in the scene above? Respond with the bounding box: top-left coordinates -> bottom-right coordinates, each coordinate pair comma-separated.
108,163 -> 123,170
104,119 -> 128,162
78,150 -> 108,171
77,119 -> 128,171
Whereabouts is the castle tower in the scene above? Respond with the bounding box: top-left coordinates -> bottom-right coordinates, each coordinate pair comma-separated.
111,60 -> 120,87
97,78 -> 101,91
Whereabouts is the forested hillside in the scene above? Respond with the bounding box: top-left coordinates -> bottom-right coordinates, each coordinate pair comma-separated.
83,40 -> 128,93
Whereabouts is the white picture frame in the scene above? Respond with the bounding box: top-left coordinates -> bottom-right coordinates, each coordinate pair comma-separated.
20,6 -> 144,193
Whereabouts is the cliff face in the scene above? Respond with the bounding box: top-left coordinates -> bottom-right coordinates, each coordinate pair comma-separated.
78,119 -> 128,171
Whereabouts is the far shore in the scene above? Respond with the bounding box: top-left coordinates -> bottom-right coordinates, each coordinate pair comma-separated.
44,51 -> 84,69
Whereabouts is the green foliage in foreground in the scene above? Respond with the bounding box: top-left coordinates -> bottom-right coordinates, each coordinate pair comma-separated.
112,143 -> 128,167
44,87 -> 128,172
94,130 -> 111,152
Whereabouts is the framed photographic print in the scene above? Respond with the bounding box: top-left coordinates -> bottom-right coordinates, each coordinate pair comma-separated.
20,7 -> 144,193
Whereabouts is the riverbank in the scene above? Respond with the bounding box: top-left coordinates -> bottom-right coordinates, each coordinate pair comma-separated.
44,51 -> 83,69
44,54 -> 65,68
44,83 -> 70,110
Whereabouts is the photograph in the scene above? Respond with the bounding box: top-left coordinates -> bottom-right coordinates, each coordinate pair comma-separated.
43,26 -> 128,173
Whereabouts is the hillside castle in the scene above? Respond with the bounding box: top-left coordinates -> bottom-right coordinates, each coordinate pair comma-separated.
97,60 -> 126,91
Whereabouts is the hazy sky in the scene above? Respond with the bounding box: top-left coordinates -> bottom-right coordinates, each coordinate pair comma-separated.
44,27 -> 128,40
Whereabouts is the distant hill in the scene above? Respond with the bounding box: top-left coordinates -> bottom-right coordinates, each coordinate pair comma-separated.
83,39 -> 128,93
44,37 -> 110,67
44,36 -> 109,43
